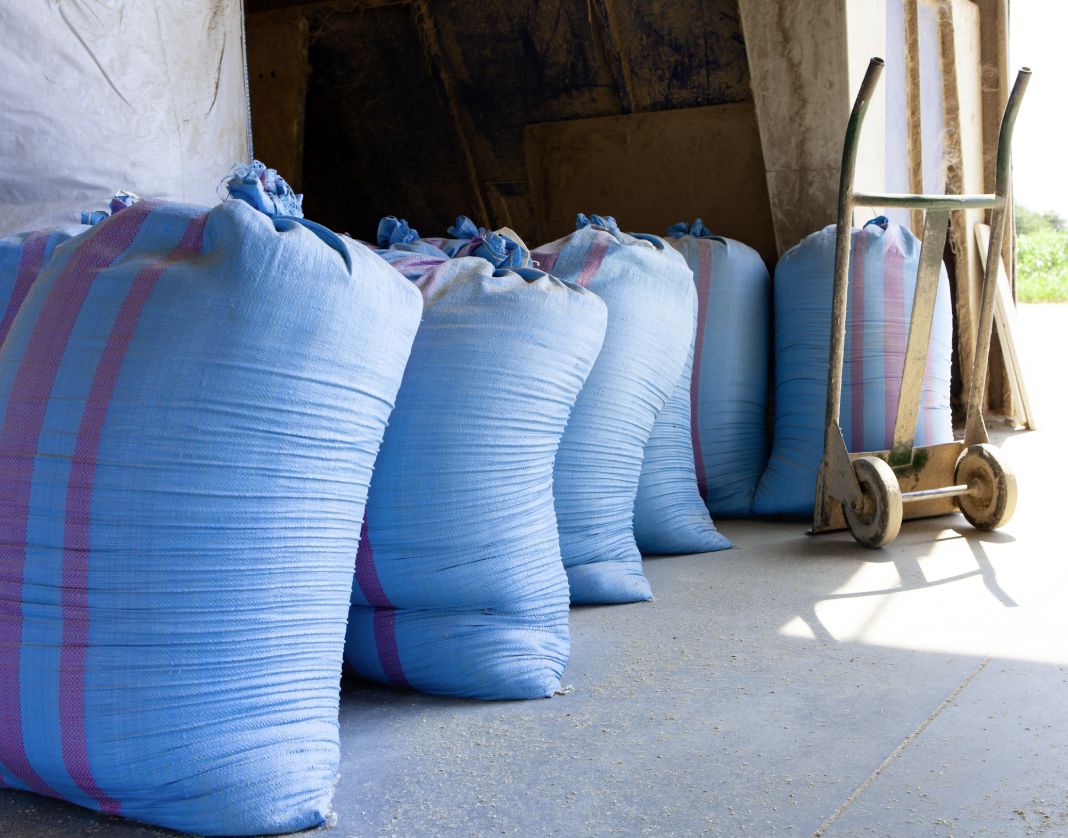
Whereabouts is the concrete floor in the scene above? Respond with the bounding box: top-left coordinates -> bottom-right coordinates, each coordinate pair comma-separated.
1,305 -> 1065,837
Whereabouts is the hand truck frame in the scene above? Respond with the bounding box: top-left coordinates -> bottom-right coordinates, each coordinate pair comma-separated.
812,57 -> 1031,548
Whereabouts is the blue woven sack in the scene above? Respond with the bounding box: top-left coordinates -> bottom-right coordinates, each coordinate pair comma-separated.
631,225 -> 732,555
665,220 -> 771,518
347,254 -> 607,699
0,174 -> 421,834
754,218 -> 953,517
1,225 -> 90,349
531,214 -> 694,603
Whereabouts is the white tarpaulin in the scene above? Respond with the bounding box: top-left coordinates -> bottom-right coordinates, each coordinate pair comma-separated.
0,0 -> 251,235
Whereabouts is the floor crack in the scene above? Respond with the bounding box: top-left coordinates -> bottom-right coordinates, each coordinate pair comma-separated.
812,656 -> 993,837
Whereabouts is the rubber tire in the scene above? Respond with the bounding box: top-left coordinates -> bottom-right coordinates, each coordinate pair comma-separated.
955,443 -> 1017,530
843,456 -> 903,549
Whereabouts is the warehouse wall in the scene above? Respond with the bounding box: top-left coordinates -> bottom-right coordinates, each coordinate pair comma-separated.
245,0 -> 770,253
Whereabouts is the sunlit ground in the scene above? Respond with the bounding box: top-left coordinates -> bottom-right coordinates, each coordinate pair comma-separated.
778,304 -> 1068,666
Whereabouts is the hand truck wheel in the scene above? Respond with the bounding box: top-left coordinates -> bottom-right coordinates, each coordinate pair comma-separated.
843,456 -> 903,548
955,443 -> 1017,530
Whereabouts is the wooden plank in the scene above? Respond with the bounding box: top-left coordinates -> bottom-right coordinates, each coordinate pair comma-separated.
737,0 -> 850,256
245,8 -> 310,189
904,0 -> 925,237
975,223 -> 1039,429
938,0 -> 985,402
524,103 -> 777,263
813,442 -> 964,533
739,0 -> 886,256
975,0 -> 1014,416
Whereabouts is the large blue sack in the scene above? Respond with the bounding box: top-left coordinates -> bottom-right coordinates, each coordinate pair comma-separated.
532,214 -> 694,604
348,250 -> 607,699
665,220 -> 771,518
1,224 -> 89,348
754,218 -> 954,518
0,176 -> 421,834
631,226 -> 732,554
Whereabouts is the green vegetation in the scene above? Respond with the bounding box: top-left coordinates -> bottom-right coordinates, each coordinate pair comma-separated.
1017,230 -> 1068,302
1015,205 -> 1068,303
1015,203 -> 1066,235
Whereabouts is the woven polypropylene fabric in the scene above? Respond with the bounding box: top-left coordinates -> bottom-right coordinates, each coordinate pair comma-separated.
531,219 -> 694,604
0,225 -> 90,348
378,215 -> 530,268
632,235 -> 732,555
665,224 -> 771,518
753,219 -> 953,518
0,198 -> 421,835
347,256 -> 607,699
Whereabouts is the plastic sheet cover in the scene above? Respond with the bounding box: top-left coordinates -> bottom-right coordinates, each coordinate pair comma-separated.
0,1 -> 250,236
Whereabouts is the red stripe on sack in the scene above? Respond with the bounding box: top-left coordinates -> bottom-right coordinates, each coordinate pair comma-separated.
353,517 -> 410,688
0,202 -> 152,801
690,243 -> 713,499
59,211 -> 206,816
848,229 -> 868,451
574,238 -> 609,288
0,231 -> 50,346
883,230 -> 907,446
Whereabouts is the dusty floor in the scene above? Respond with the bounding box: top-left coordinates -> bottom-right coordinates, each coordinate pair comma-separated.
1,305 -> 1065,837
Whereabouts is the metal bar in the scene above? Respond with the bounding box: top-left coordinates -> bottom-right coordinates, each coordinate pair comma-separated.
853,192 -> 1000,210
902,484 -> 971,502
964,67 -> 1032,447
889,209 -> 951,465
820,56 -> 884,513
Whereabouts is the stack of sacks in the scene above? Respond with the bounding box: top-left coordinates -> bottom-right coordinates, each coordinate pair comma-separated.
754,216 -> 953,517
531,214 -> 694,604
664,220 -> 771,518
0,162 -> 421,835
347,232 -> 607,699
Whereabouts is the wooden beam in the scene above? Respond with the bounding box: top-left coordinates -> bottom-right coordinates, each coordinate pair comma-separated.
937,0 -> 981,404
588,0 -> 636,115
245,7 -> 311,190
738,0 -> 885,255
904,0 -> 925,237
411,0 -> 491,226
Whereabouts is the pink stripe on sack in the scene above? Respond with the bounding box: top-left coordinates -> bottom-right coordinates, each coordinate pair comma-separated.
0,202 -> 151,801
534,250 -> 560,275
690,243 -> 713,499
353,518 -> 410,688
847,229 -> 868,451
883,230 -> 906,446
59,211 -> 206,816
574,238 -> 609,288
0,231 -> 50,346
390,255 -> 443,279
